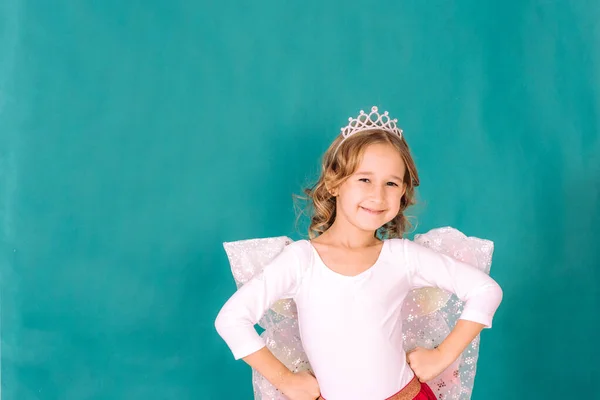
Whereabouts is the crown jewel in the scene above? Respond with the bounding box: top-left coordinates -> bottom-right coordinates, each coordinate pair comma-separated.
340,106 -> 403,140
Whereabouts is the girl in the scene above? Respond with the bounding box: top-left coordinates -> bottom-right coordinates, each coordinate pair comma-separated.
215,107 -> 503,400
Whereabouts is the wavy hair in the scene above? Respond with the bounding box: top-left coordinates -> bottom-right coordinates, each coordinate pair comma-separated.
296,129 -> 420,239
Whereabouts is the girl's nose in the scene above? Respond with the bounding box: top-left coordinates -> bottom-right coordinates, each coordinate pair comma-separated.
369,184 -> 385,202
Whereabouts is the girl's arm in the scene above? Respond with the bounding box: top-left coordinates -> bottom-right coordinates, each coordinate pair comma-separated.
437,319 -> 486,362
243,347 -> 294,388
403,239 -> 503,329
243,347 -> 320,399
215,243 -> 304,359
401,239 -> 503,381
406,320 -> 486,382
215,242 -> 320,398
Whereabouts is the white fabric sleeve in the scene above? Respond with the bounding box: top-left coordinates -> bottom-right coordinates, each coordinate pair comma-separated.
403,239 -> 503,328
214,242 -> 305,360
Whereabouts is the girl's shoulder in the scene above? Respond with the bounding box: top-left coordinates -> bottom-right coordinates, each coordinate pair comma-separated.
383,237 -> 409,252
383,237 -> 427,259
277,239 -> 314,268
222,237 -> 315,283
284,239 -> 313,258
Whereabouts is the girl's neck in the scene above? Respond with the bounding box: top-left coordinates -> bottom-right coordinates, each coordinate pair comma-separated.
316,219 -> 380,249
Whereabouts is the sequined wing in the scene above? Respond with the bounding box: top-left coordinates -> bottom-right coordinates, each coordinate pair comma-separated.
401,227 -> 495,400
222,237 -> 312,400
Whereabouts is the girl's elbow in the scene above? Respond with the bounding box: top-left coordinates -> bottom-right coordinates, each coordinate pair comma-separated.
214,305 -> 231,338
491,280 -> 503,307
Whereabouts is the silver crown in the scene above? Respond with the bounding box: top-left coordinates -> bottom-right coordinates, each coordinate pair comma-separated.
340,106 -> 403,140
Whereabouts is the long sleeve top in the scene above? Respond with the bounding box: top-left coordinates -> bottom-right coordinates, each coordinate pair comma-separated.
215,238 -> 503,400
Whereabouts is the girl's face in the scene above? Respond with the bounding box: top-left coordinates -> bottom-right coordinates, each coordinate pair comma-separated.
334,143 -> 407,233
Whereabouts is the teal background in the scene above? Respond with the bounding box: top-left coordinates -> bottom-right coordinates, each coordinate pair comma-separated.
1,1 -> 598,399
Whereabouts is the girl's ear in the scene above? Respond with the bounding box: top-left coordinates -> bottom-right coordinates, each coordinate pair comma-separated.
325,183 -> 338,197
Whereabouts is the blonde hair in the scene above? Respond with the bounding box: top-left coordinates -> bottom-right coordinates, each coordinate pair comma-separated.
297,129 -> 420,239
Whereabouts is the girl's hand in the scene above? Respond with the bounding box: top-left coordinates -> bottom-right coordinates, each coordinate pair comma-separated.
279,370 -> 321,400
406,346 -> 453,383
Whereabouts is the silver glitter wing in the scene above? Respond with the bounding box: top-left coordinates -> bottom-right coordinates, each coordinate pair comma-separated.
222,227 -> 494,400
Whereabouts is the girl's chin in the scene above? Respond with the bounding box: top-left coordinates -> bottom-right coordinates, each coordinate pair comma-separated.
355,217 -> 389,232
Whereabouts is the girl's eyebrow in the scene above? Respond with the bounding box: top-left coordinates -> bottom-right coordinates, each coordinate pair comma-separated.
355,171 -> 403,181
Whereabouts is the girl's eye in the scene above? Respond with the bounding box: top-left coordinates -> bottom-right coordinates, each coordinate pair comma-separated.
359,178 -> 370,183
387,182 -> 399,187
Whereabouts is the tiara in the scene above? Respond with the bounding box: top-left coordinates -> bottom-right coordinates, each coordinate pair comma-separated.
340,106 -> 403,140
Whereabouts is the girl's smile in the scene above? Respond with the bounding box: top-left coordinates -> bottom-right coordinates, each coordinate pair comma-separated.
360,206 -> 385,215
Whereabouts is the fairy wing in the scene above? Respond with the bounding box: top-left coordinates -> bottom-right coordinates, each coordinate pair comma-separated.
223,237 -> 312,400
401,227 -> 495,400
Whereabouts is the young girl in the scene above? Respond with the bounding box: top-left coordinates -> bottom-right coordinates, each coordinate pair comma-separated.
215,107 -> 503,400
